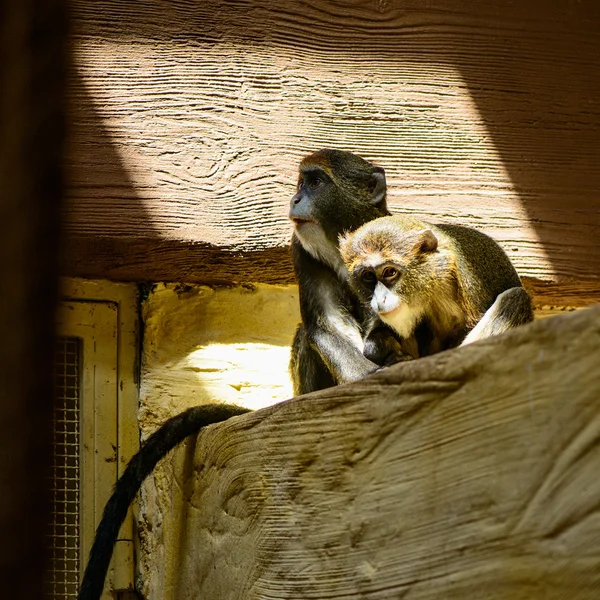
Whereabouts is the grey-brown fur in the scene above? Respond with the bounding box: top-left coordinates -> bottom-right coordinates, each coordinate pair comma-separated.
340,214 -> 534,361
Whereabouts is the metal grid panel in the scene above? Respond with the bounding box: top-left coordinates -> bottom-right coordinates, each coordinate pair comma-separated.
46,337 -> 81,600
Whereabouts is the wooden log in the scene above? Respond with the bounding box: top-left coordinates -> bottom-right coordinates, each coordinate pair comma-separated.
138,304 -> 600,599
63,0 -> 600,293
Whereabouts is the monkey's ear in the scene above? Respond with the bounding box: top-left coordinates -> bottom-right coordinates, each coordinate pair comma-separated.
368,166 -> 386,205
415,229 -> 438,253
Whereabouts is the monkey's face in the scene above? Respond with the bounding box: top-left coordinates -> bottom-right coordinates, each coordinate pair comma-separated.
290,150 -> 388,255
340,220 -> 440,337
289,165 -> 342,270
349,258 -> 407,315
349,260 -> 426,339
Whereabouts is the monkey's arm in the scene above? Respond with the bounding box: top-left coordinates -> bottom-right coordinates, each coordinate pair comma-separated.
294,246 -> 379,385
311,322 -> 379,382
308,284 -> 379,382
78,403 -> 250,600
461,287 -> 534,346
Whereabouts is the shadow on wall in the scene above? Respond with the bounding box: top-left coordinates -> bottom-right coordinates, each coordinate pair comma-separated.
63,69 -> 293,284
453,2 -> 600,281
63,69 -> 155,273
66,0 -> 600,282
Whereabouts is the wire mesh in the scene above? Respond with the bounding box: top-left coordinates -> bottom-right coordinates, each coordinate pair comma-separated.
45,336 -> 81,599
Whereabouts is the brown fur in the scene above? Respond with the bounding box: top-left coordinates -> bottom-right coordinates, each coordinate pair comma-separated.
340,214 -> 531,357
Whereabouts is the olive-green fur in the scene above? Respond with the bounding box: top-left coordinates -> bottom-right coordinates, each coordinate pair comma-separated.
300,149 -> 381,198
340,214 -> 523,331
300,149 -> 386,242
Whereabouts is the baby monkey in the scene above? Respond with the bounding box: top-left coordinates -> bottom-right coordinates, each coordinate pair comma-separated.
339,215 -> 534,365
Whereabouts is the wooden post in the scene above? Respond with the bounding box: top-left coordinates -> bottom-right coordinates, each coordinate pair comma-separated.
0,0 -> 67,596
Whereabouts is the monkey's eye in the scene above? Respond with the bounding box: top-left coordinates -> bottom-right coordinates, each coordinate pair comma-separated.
360,270 -> 376,284
308,177 -> 323,190
382,266 -> 399,280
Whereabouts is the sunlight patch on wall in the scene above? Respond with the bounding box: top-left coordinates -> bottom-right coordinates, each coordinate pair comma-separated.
183,343 -> 293,409
139,283 -> 299,430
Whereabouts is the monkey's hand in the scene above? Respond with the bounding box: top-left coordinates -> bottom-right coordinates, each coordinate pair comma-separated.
363,327 -> 414,367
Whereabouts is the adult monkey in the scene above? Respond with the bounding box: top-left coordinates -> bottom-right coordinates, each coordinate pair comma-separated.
77,149 -> 389,600
288,148 -> 392,394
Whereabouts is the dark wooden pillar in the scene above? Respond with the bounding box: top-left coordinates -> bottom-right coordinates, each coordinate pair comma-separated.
0,0 -> 66,596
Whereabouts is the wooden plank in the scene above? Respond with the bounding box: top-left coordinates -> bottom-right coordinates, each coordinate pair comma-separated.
62,235 -> 600,309
64,0 -> 600,288
138,305 -> 600,599
523,277 -> 600,310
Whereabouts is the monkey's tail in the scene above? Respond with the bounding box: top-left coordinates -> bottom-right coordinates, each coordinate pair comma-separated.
77,403 -> 251,600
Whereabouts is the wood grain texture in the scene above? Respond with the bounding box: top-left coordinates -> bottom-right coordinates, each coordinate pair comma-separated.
64,0 -> 600,291
138,305 -> 600,599
523,277 -> 600,310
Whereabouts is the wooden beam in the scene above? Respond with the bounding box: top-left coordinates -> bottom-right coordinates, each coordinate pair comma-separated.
61,236 -> 293,286
138,305 -> 600,599
63,0 -> 600,287
61,235 -> 600,308
523,277 -> 600,310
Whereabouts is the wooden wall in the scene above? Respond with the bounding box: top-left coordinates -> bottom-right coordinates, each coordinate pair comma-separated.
64,0 -> 600,305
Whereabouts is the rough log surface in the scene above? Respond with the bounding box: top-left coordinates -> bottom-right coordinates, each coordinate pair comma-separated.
139,305 -> 600,600
64,0 -> 600,298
